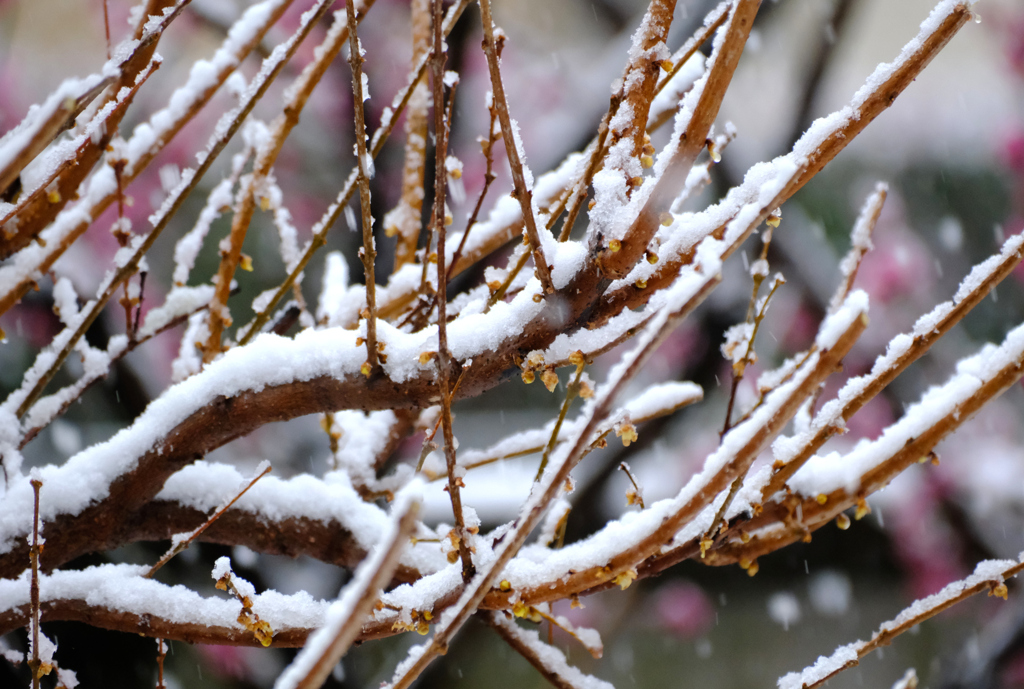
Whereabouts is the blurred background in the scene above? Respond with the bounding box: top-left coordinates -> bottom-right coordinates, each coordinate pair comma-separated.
1,0 -> 1024,687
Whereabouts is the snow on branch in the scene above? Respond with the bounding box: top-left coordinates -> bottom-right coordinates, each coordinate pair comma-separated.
779,555 -> 1024,689
0,0 -> 1005,684
485,611 -> 614,689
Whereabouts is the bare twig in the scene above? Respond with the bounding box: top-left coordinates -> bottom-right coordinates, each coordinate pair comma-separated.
431,0 -> 474,583
348,0 -> 380,374
145,463 -> 272,578
477,0 -> 555,294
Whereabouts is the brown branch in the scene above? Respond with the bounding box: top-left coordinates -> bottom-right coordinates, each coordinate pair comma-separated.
478,0 -> 555,294
348,0 -> 380,374
387,0 -> 431,272
28,478 -> 42,689
788,557 -> 1024,689
18,296 -> 207,448
429,0 -> 474,583
597,0 -> 759,280
489,304 -> 864,610
759,230 -> 1024,501
379,0 -> 732,319
669,318 -> 1024,575
588,1 -> 973,327
484,611 -> 607,689
205,1 -> 376,361
0,0 -> 288,315
0,76 -> 112,202
10,0 -> 329,419
608,0 -> 678,172
0,0 -> 182,262
128,498 -> 423,584
646,1 -> 731,133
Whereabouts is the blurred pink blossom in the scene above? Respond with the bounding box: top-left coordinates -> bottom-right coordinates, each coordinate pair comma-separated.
650,580 -> 715,639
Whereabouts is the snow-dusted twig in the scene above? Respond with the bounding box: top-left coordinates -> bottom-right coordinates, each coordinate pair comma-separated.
778,556 -> 1024,689
0,0 -> 285,311
18,287 -> 211,445
428,0 -> 474,583
589,0 -> 976,327
484,611 -> 614,689
598,0 -> 676,192
646,1 -> 730,133
709,317 -> 1024,568
477,0 -> 554,294
7,0 -> 330,419
27,477 -> 42,688
499,292 -> 866,608
760,230 -> 1024,501
596,0 -> 757,280
827,183 -> 886,315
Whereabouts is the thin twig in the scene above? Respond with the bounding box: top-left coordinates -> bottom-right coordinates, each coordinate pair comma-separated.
145,463 -> 272,578
28,478 -> 42,689
348,0 -> 379,374
477,0 -> 554,294
484,611 -> 611,689
237,0 -> 473,345
784,556 -> 1024,689
387,0 -> 431,272
535,357 -> 586,482
432,0 -> 474,583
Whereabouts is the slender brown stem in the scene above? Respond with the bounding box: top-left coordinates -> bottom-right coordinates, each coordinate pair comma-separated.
389,0 -> 431,272
145,463 -> 272,578
348,0 -> 379,373
155,639 -> 166,689
103,0 -> 112,59
477,0 -> 555,294
535,363 -> 584,482
29,478 -> 42,689
448,106 -> 499,279
432,0 -> 474,584
238,0 -> 473,345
